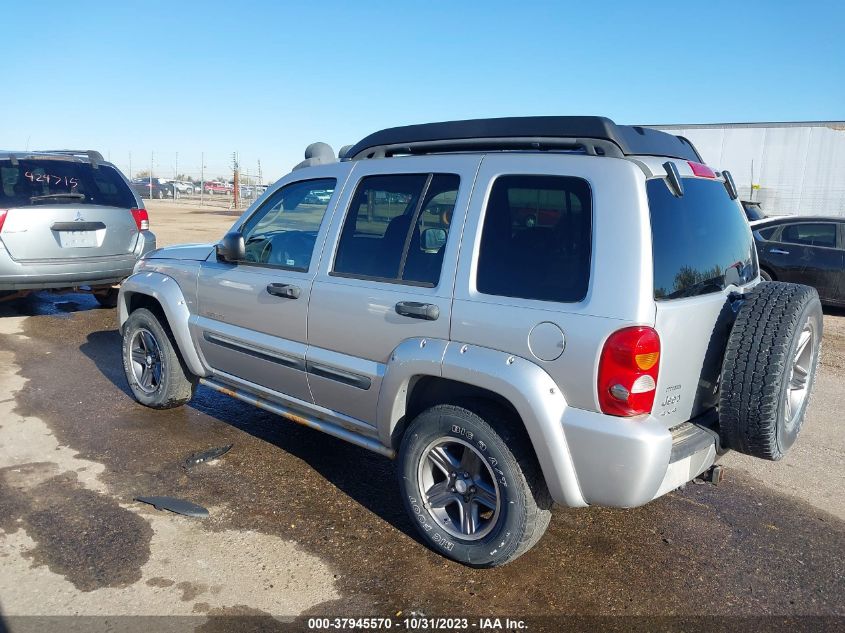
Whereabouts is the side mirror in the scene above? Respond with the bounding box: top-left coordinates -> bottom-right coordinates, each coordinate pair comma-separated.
216,231 -> 245,263
421,227 -> 447,251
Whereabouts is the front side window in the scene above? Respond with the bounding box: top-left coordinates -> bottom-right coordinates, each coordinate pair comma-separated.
476,175 -> 592,303
239,178 -> 336,270
333,173 -> 460,285
780,223 -> 838,248
649,177 -> 757,300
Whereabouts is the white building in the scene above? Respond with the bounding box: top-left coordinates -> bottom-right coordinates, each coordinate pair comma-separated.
651,122 -> 845,217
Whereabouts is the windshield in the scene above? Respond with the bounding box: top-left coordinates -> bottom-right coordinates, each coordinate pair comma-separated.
648,177 -> 758,300
0,159 -> 136,208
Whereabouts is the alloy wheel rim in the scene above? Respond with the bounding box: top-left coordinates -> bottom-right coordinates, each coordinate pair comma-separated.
417,437 -> 500,541
129,328 -> 163,394
784,318 -> 815,431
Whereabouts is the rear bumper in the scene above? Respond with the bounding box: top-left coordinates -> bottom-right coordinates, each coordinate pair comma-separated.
561,407 -> 718,507
0,231 -> 156,291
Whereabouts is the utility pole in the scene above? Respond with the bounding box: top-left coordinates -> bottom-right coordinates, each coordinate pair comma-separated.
150,151 -> 154,198
232,152 -> 240,209
750,159 -> 755,202
129,151 -> 132,180
258,159 -> 263,186
200,152 -> 205,207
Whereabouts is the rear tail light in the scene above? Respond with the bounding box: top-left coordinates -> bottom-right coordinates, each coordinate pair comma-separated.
131,208 -> 149,231
598,326 -> 661,417
688,161 -> 716,178
0,209 -> 7,233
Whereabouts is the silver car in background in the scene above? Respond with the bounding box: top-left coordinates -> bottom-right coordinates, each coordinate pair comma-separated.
0,150 -> 156,307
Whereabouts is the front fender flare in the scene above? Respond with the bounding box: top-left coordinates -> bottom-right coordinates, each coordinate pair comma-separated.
118,271 -> 208,377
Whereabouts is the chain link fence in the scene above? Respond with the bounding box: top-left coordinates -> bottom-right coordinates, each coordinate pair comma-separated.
107,151 -> 270,211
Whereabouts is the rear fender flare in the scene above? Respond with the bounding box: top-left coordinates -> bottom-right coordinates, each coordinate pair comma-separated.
377,339 -> 586,507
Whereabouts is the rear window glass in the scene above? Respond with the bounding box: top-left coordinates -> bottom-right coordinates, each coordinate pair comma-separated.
476,175 -> 591,303
0,159 -> 136,209
742,202 -> 767,221
648,178 -> 757,300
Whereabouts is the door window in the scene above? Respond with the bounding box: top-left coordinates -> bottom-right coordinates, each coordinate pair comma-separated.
780,223 -> 838,248
333,173 -> 460,286
238,178 -> 336,271
476,175 -> 592,303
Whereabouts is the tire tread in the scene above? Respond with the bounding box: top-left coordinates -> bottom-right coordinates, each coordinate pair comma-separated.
719,282 -> 821,460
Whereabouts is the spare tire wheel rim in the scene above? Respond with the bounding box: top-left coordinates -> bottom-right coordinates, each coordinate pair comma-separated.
129,328 -> 163,394
417,437 -> 501,541
784,317 -> 815,432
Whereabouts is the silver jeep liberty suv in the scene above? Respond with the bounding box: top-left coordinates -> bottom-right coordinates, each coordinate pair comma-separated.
118,117 -> 822,567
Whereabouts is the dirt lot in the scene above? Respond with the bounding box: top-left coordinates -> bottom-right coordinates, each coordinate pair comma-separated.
0,202 -> 843,631
144,200 -> 240,247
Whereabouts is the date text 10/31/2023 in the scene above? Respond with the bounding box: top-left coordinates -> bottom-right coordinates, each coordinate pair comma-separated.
306,616 -> 528,630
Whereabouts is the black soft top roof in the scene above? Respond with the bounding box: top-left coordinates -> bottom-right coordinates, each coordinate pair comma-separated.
344,116 -> 702,162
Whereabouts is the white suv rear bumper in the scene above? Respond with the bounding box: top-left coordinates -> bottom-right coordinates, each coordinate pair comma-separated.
561,407 -> 718,507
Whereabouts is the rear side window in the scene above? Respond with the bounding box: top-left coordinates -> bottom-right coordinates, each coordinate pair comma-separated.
648,178 -> 757,300
333,173 -> 460,285
0,159 -> 136,208
756,226 -> 778,240
781,223 -> 838,248
476,175 -> 592,303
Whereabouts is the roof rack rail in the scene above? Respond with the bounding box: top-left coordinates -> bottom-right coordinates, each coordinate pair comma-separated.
344,116 -> 702,162
37,150 -> 105,167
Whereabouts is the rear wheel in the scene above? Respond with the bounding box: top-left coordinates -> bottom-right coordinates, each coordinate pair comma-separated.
398,403 -> 551,567
122,308 -> 196,409
759,269 -> 773,281
719,282 -> 822,460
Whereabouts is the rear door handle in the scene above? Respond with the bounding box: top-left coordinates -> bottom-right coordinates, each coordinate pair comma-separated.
266,283 -> 301,299
395,301 -> 439,321
770,248 -> 790,255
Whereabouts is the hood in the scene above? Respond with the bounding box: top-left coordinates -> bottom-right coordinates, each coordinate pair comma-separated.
145,243 -> 214,261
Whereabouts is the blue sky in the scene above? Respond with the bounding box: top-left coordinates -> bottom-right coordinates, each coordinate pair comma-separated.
4,0 -> 843,181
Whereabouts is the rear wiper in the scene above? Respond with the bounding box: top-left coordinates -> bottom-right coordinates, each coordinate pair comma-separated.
30,193 -> 86,202
671,278 -> 724,299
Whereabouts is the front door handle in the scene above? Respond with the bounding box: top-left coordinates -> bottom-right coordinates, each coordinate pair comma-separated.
266,283 -> 301,299
395,301 -> 439,321
770,248 -> 790,255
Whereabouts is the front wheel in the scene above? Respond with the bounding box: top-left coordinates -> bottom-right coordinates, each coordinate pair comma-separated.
398,404 -> 551,567
122,308 -> 197,409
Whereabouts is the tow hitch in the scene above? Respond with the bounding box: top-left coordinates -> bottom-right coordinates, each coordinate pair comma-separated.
695,464 -> 724,485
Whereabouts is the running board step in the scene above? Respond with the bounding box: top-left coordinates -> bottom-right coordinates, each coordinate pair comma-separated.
199,377 -> 395,458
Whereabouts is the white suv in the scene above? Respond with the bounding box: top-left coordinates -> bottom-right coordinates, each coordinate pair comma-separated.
116,117 -> 822,566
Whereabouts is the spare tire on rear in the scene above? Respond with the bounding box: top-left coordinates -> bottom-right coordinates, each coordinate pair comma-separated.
719,281 -> 822,460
